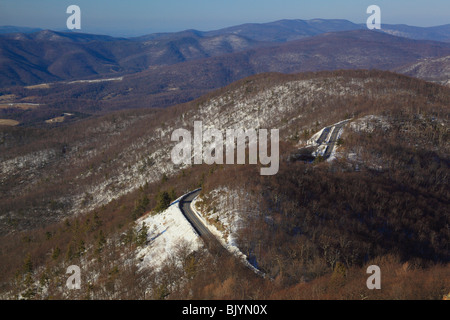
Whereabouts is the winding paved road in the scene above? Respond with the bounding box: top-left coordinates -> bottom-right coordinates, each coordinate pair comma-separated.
179,189 -> 226,254
178,189 -> 266,277
322,122 -> 344,159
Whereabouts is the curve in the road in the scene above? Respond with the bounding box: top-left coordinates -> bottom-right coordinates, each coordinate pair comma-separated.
178,189 -> 266,277
179,189 -> 226,254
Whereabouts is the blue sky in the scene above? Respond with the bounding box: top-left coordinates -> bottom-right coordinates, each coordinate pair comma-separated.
0,0 -> 449,36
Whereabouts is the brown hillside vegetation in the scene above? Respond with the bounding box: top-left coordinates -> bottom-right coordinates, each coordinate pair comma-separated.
0,69 -> 448,299
272,256 -> 450,300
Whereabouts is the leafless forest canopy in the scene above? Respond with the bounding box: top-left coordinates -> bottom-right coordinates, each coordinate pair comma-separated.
0,69 -> 449,299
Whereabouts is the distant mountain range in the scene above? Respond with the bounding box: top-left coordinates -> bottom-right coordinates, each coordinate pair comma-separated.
95,29 -> 449,110
3,19 -> 449,41
1,19 -> 449,88
1,18 -> 450,127
0,29 -> 266,87
203,19 -> 450,43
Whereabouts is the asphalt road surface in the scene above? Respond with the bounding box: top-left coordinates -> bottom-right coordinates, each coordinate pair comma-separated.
179,189 -> 226,254
316,127 -> 331,144
179,189 -> 266,277
322,121 -> 349,159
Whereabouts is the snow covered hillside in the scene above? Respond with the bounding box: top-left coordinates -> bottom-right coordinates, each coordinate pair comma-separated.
135,200 -> 202,272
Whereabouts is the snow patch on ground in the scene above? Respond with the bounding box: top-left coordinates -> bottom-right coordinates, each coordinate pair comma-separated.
67,77 -> 123,84
191,188 -> 265,276
312,145 -> 327,158
307,128 -> 325,147
0,149 -> 56,177
135,201 -> 202,272
191,189 -> 242,254
350,115 -> 391,133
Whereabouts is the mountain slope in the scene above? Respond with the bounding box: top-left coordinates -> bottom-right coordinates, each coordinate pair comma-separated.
0,30 -> 266,87
0,70 -> 450,299
395,55 -> 450,85
381,23 -> 450,42
1,69 -> 448,234
197,19 -> 450,43
3,29 -> 448,126
0,69 -> 448,300
1,19 -> 449,88
204,19 -> 365,42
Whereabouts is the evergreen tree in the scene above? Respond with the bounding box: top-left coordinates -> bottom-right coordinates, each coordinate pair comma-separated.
169,188 -> 176,202
95,230 -> 107,255
39,267 -> 50,288
77,239 -> 86,257
21,253 -> 36,300
121,227 -> 136,246
91,212 -> 103,231
66,244 -> 75,262
21,273 -> 36,300
52,247 -> 61,260
22,253 -> 33,274
136,222 -> 148,247
132,194 -> 150,220
154,191 -> 171,213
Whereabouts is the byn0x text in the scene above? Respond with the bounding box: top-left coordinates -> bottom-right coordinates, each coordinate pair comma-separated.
171,121 -> 279,175
182,304 -> 268,317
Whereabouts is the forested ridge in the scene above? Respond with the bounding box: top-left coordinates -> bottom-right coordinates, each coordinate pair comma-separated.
0,70 -> 448,299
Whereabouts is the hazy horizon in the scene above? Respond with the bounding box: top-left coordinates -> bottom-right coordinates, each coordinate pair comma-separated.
1,0 -> 449,37
1,18 -> 450,38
